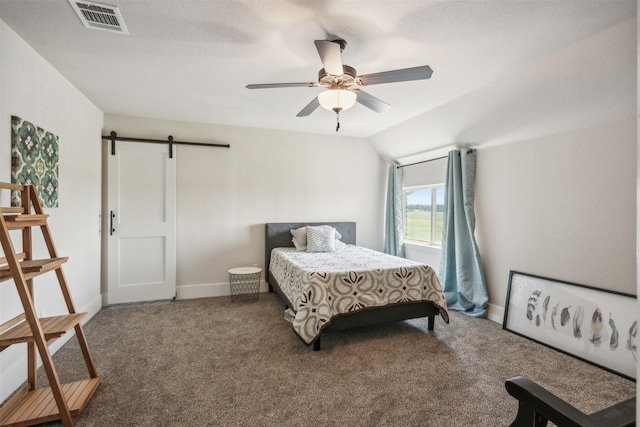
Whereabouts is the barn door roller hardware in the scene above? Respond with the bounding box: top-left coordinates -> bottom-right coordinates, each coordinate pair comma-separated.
104,131 -> 230,158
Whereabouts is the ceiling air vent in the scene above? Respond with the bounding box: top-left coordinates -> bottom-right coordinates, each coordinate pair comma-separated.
68,0 -> 129,35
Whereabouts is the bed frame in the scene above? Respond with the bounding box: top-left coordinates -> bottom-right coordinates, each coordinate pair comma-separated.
265,222 -> 443,350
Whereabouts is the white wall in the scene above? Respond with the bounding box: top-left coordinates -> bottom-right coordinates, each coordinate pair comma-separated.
0,21 -> 103,402
475,117 -> 636,322
102,115 -> 387,299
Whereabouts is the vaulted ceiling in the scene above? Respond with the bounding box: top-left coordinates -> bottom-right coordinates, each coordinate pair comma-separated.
0,1 -> 636,161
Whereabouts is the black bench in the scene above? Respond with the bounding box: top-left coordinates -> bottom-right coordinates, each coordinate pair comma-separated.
505,376 -> 636,427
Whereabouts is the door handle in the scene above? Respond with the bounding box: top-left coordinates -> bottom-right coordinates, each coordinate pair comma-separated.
110,211 -> 116,235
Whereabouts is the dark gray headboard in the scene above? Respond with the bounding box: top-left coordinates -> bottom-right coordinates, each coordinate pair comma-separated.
264,222 -> 356,282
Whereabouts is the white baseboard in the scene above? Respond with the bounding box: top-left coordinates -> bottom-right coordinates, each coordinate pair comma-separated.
176,280 -> 268,300
487,303 -> 505,325
0,293 -> 102,403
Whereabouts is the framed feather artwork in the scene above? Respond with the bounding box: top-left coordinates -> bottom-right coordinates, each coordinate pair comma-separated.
503,271 -> 637,381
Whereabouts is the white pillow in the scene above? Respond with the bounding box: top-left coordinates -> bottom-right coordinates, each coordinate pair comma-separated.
290,226 -> 307,251
290,225 -> 342,251
306,226 -> 336,252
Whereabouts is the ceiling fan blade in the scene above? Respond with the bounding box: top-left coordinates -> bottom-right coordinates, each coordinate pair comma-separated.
246,82 -> 318,89
353,89 -> 391,113
314,40 -> 343,76
296,97 -> 321,117
358,65 -> 433,86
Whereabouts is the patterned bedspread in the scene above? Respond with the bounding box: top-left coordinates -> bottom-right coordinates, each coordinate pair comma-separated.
269,245 -> 449,344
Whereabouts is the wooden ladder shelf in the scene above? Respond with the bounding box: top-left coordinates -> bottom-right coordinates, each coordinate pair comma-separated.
0,183 -> 99,426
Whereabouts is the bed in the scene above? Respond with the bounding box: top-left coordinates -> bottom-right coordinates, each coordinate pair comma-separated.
265,222 -> 449,350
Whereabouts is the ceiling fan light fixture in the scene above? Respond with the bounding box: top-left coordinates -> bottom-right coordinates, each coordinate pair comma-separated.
318,89 -> 356,113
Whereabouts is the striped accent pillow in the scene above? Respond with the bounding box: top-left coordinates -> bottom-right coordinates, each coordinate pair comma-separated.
306,226 -> 336,252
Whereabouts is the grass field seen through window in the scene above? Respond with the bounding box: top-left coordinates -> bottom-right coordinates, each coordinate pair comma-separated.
405,210 -> 444,244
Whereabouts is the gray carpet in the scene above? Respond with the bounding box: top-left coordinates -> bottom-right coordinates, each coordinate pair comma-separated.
40,293 -> 634,426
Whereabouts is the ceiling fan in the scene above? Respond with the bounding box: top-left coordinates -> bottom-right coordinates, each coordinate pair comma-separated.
246,39 -> 433,131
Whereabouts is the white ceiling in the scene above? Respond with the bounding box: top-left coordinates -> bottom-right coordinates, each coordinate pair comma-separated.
0,0 -> 636,160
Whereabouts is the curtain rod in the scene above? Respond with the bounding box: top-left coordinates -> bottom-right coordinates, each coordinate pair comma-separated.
103,131 -> 230,158
397,155 -> 447,168
397,148 -> 476,168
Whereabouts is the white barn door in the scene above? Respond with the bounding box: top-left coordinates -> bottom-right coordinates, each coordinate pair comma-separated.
106,140 -> 176,304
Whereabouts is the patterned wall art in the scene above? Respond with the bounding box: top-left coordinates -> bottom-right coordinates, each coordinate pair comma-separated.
503,271 -> 637,381
11,116 -> 59,208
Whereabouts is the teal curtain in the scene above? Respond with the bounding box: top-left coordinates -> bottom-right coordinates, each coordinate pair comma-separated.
439,149 -> 488,317
383,164 -> 404,257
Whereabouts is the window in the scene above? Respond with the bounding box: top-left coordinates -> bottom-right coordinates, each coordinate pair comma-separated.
403,184 -> 445,246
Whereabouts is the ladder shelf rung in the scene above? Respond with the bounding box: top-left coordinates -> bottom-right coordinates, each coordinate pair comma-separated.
0,208 -> 25,214
0,314 -> 26,335
0,258 -> 68,282
2,214 -> 49,229
0,313 -> 87,348
0,378 -> 99,426
3,214 -> 48,222
0,182 -> 24,191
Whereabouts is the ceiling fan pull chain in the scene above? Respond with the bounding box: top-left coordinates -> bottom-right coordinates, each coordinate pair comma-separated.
336,111 -> 340,132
